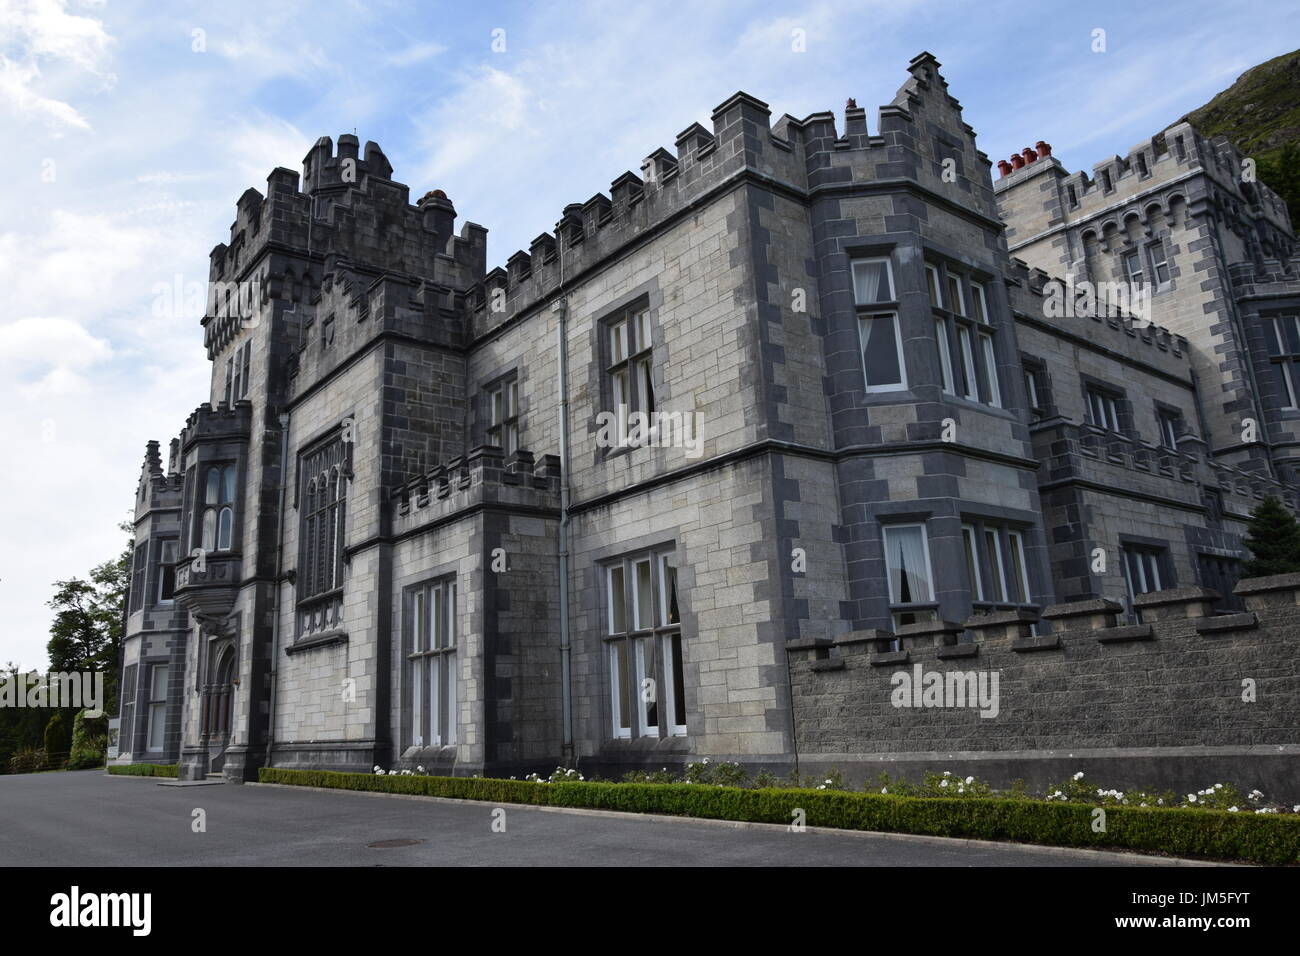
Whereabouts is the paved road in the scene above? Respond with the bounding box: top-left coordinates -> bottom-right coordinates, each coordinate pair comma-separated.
0,771 -> 1204,866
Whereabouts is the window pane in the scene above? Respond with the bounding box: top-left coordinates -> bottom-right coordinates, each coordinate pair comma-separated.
947,275 -> 964,315
202,509 -> 216,552
852,259 -> 892,304
972,284 -> 988,323
637,637 -> 658,735
637,358 -> 654,414
507,379 -> 517,417
491,388 -> 502,426
670,633 -> 686,730
860,314 -> 902,388
218,507 -> 233,550
1008,531 -> 1028,603
151,664 -> 169,699
444,579 -> 457,647
926,266 -> 942,308
984,529 -> 1007,601
633,558 -> 653,630
636,310 -> 651,352
962,526 -> 983,601
429,649 -> 440,743
659,553 -> 679,626
958,327 -> 977,399
413,589 -> 426,652
608,565 -> 626,634
445,651 -> 457,745
980,334 -> 1001,406
148,703 -> 166,750
935,319 -> 955,394
610,321 -> 626,363
222,466 -> 236,503
411,657 -> 423,746
205,468 -> 220,505
612,642 -> 631,735
883,525 -> 933,605
159,541 -> 177,602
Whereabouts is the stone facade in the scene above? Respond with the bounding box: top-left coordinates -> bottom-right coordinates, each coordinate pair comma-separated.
112,53 -> 1299,795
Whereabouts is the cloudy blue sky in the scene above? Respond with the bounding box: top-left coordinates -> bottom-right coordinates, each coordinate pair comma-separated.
1,0 -> 1296,669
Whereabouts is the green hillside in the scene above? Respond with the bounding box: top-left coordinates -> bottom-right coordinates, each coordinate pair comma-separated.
1168,48 -> 1300,227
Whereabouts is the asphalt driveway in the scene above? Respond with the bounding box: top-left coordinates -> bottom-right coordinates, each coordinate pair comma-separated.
0,770 -> 1211,867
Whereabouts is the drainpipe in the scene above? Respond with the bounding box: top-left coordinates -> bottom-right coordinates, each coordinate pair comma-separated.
554,224 -> 574,764
264,410 -> 290,768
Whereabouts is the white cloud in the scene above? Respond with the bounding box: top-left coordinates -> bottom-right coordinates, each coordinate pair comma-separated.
386,40 -> 446,67
0,0 -> 113,130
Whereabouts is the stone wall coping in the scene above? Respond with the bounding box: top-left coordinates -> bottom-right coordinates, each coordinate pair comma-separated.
1234,572 -> 1300,595
833,629 -> 897,645
1132,586 -> 1219,608
1041,598 -> 1123,620
965,609 -> 1040,629
895,619 -> 965,637
1195,612 -> 1259,634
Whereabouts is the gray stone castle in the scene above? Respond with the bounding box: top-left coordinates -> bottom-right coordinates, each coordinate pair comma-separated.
113,53 -> 1300,791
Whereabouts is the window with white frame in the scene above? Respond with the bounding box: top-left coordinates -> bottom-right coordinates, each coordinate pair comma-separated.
1157,408 -> 1182,450
932,269 -> 1001,404
605,549 -> 685,738
224,341 -> 251,405
407,576 -> 458,748
1086,386 -> 1123,433
1124,250 -> 1143,285
1149,242 -> 1170,286
1122,544 -> 1168,618
1265,315 -> 1300,410
201,465 -> 237,553
962,521 -> 1032,605
852,257 -> 905,392
882,524 -> 937,630
156,539 -> 177,605
925,264 -> 943,308
605,305 -> 654,443
486,376 -> 519,453
851,258 -> 895,305
146,663 -> 169,752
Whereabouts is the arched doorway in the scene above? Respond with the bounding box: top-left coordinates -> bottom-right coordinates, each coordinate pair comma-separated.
205,645 -> 236,772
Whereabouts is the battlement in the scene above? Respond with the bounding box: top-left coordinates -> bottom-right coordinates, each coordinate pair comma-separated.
1007,257 -> 1190,368
465,51 -> 998,340
390,446 -> 561,534
995,121 -> 1294,240
204,134 -> 487,339
179,400 -> 252,451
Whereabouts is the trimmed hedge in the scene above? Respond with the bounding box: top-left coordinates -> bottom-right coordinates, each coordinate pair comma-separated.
107,763 -> 179,778
258,768 -> 1300,865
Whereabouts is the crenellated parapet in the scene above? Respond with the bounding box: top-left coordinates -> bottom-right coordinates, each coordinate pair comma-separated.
390,446 -> 561,535
179,400 -> 252,451
465,52 -> 999,341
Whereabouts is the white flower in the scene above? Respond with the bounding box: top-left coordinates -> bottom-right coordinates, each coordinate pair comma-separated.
1187,794 -> 1197,803
824,778 -> 833,785
957,786 -> 965,794
1228,806 -> 1239,812
1214,783 -> 1223,790
373,765 -> 382,774
940,779 -> 949,788
942,771 -> 952,777
1293,805 -> 1300,813
881,787 -> 888,794
1073,771 -> 1084,781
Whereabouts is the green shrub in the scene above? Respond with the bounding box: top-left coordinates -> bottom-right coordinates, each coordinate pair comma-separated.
8,748 -> 48,774
107,762 -> 178,778
43,712 -> 70,759
68,709 -> 108,770
259,768 -> 1300,865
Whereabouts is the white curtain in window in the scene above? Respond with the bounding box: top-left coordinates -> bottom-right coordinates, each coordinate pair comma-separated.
884,526 -> 932,605
853,260 -> 887,304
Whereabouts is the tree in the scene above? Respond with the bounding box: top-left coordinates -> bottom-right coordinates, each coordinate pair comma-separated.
1241,495 -> 1300,578
46,520 -> 131,715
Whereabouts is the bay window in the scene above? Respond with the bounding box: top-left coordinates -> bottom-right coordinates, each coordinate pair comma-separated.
406,576 -> 458,747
